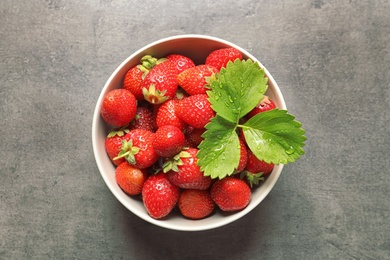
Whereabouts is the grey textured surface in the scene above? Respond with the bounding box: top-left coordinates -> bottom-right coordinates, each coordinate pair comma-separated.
1,0 -> 389,259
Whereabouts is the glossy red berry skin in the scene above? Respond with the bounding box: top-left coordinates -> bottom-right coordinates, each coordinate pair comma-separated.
153,125 -> 185,158
142,173 -> 180,219
115,162 -> 148,195
246,96 -> 277,120
178,189 -> 215,219
205,47 -> 243,71
177,64 -> 218,95
211,177 -> 251,211
176,94 -> 215,129
166,54 -> 196,73
123,129 -> 160,169
245,150 -> 274,175
155,100 -> 187,131
101,89 -> 137,127
166,148 -> 212,190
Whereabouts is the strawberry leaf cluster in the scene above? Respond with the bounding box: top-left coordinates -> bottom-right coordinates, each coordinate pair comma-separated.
197,59 -> 306,179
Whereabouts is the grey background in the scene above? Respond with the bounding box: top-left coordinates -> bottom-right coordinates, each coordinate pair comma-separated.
1,0 -> 389,259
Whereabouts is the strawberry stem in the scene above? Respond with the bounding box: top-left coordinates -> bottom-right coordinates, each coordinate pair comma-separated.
113,140 -> 140,165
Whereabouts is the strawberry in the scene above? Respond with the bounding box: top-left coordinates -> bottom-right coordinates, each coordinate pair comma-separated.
153,125 -> 185,158
115,129 -> 159,169
164,148 -> 212,190
155,99 -> 187,131
205,47 -> 243,71
142,60 -> 178,104
166,54 -> 195,73
236,139 -> 248,173
177,64 -> 218,95
100,89 -> 137,127
129,106 -> 155,132
178,189 -> 215,219
185,126 -> 205,147
142,172 -> 180,219
246,96 -> 276,119
176,94 -> 215,129
245,150 -> 274,175
123,55 -> 159,100
211,177 -> 251,211
115,161 -> 148,195
105,128 -> 129,166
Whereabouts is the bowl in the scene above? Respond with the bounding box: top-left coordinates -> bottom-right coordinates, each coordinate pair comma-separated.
92,34 -> 286,231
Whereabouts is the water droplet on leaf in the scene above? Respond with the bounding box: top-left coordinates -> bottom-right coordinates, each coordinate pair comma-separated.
286,146 -> 295,155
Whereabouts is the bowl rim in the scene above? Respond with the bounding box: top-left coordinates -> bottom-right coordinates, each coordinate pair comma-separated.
92,34 -> 286,231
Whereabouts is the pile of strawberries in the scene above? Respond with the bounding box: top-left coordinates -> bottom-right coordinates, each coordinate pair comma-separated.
101,48 -> 276,220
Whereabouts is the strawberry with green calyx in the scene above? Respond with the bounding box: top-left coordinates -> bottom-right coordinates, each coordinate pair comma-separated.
153,125 -> 185,158
176,94 -> 215,129
100,89 -> 137,127
177,64 -> 218,95
129,106 -> 155,132
205,47 -> 243,71
155,99 -> 187,131
164,148 -> 212,190
142,60 -> 179,104
123,55 -> 163,100
197,59 -> 306,180
142,172 -> 180,219
211,177 -> 251,211
162,150 -> 191,173
239,171 -> 264,188
166,54 -> 196,73
105,127 -> 130,166
246,95 -> 276,120
115,161 -> 148,195
178,189 -> 215,220
114,129 -> 159,169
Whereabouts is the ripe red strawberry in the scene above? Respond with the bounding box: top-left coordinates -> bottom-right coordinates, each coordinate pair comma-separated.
105,128 -> 129,166
153,125 -> 185,158
129,106 -> 155,132
115,129 -> 159,169
142,172 -> 180,219
177,64 -> 218,95
115,161 -> 148,195
100,89 -> 137,127
245,150 -> 274,175
205,47 -> 243,71
178,189 -> 215,219
236,139 -> 248,173
142,60 -> 179,104
166,54 -> 195,73
176,94 -> 215,129
123,55 -> 162,100
165,148 -> 212,190
155,99 -> 187,131
211,177 -> 251,211
246,96 -> 277,119
185,126 -> 205,147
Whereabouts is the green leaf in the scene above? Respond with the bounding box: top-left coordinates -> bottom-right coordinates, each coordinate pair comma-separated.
242,109 -> 306,164
197,116 -> 240,179
207,59 -> 268,123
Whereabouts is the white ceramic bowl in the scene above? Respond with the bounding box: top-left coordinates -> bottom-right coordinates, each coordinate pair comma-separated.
92,34 -> 286,231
